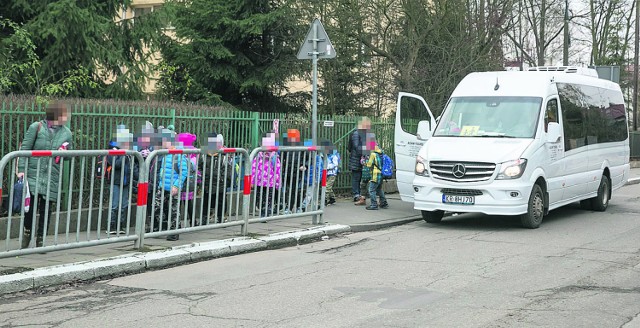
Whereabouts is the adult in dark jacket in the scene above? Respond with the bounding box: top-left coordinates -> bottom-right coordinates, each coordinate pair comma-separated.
17,101 -> 73,248
347,117 -> 371,205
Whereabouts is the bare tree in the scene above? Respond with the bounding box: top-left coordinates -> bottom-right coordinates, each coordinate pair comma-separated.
504,0 -> 566,66
579,0 -> 634,65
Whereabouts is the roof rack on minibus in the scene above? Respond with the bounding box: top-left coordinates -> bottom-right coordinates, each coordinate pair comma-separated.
527,66 -> 599,78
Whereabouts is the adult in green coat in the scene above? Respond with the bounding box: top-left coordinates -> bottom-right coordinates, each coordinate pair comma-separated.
17,101 -> 73,248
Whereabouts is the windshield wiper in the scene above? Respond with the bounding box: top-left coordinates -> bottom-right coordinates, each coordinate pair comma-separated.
477,134 -> 516,138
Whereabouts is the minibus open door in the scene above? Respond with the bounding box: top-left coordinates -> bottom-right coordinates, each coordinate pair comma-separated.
394,92 -> 437,202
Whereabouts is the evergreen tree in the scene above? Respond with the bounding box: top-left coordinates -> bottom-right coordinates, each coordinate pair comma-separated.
0,0 -> 165,98
158,0 -> 304,111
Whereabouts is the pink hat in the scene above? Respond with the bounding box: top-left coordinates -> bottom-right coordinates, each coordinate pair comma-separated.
177,133 -> 197,147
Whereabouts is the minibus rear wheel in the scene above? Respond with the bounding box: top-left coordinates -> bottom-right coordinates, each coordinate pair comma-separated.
520,184 -> 544,229
422,210 -> 444,223
590,175 -> 610,212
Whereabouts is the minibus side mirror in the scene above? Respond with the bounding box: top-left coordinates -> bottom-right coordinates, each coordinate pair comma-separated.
417,121 -> 431,140
546,122 -> 561,143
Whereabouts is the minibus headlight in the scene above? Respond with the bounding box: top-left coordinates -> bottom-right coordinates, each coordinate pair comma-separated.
496,159 -> 527,179
415,156 -> 428,176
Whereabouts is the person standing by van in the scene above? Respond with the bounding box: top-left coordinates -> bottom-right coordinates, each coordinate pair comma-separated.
364,134 -> 389,210
348,117 -> 371,205
323,139 -> 340,206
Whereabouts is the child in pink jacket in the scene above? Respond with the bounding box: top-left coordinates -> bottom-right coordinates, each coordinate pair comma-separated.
177,132 -> 200,226
251,133 -> 281,217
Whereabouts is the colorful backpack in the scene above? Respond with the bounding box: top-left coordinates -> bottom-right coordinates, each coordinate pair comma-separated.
96,156 -> 112,181
361,155 -> 372,182
174,155 -> 199,191
379,153 -> 394,179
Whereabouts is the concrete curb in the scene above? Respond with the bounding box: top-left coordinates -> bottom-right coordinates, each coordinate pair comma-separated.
258,224 -> 351,248
626,177 -> 640,186
0,222 -> 392,295
350,216 -> 422,233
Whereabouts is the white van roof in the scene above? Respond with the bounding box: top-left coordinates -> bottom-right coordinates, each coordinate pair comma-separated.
451,69 -> 619,98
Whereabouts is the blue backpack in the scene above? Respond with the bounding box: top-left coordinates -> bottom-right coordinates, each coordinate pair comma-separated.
379,153 -> 394,179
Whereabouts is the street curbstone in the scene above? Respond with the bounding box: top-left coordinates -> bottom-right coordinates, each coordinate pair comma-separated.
259,224 -> 351,248
228,239 -> 268,254
291,229 -> 325,243
321,224 -> 351,235
181,239 -> 250,261
185,244 -> 231,261
137,249 -> 192,270
258,229 -> 318,248
259,234 -> 298,248
349,216 -> 421,232
0,273 -> 33,294
28,264 -> 95,288
626,177 -> 640,186
83,256 -> 146,279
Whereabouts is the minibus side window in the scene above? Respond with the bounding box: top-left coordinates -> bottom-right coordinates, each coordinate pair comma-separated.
545,99 -> 559,132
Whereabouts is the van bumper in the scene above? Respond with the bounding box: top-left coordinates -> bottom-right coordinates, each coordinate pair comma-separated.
412,177 -> 533,216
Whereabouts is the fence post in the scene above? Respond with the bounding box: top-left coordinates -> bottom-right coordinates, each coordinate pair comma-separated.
170,108 -> 176,128
135,152 -> 149,249
251,112 -> 260,148
242,151 -> 251,235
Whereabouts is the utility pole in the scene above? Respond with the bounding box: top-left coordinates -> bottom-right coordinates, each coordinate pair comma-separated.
563,0 -> 569,66
634,0 -> 639,131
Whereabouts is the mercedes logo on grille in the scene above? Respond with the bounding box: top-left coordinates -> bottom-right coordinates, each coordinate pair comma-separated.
452,163 -> 466,178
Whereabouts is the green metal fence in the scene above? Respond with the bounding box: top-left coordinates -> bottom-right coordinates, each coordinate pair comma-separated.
631,131 -> 640,159
0,98 -> 403,195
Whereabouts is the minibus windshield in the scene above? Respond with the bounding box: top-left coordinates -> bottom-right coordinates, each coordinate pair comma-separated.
433,97 -> 543,138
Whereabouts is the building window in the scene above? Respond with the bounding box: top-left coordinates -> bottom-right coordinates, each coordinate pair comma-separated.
134,7 -> 153,18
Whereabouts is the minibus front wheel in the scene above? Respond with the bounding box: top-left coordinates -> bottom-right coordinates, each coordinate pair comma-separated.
520,184 -> 545,229
590,174 -> 610,212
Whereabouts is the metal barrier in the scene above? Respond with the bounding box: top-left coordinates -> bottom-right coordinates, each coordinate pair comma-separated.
0,146 -> 327,258
138,148 -> 250,246
247,146 -> 327,227
0,149 -> 145,258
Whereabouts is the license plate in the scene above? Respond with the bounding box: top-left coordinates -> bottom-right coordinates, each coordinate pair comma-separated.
442,194 -> 475,205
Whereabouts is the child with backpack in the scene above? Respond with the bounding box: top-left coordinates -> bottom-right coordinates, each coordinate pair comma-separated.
251,132 -> 281,217
298,150 -> 324,212
200,132 -> 234,224
364,133 -> 389,210
323,139 -> 340,206
106,125 -> 139,234
176,132 -> 200,227
151,129 -> 190,241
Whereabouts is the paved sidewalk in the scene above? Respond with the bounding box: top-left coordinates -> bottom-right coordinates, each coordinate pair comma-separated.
1,167 -> 639,295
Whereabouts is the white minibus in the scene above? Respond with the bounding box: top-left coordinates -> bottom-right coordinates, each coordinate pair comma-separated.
394,67 -> 630,228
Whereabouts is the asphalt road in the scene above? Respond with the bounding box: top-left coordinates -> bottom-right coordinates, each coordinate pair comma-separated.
2,183 -> 640,328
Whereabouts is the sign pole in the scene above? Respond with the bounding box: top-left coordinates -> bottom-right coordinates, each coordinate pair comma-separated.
296,18 -> 336,144
312,22 -> 319,145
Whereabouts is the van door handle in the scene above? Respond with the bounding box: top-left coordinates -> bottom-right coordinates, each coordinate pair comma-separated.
396,142 -> 407,147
